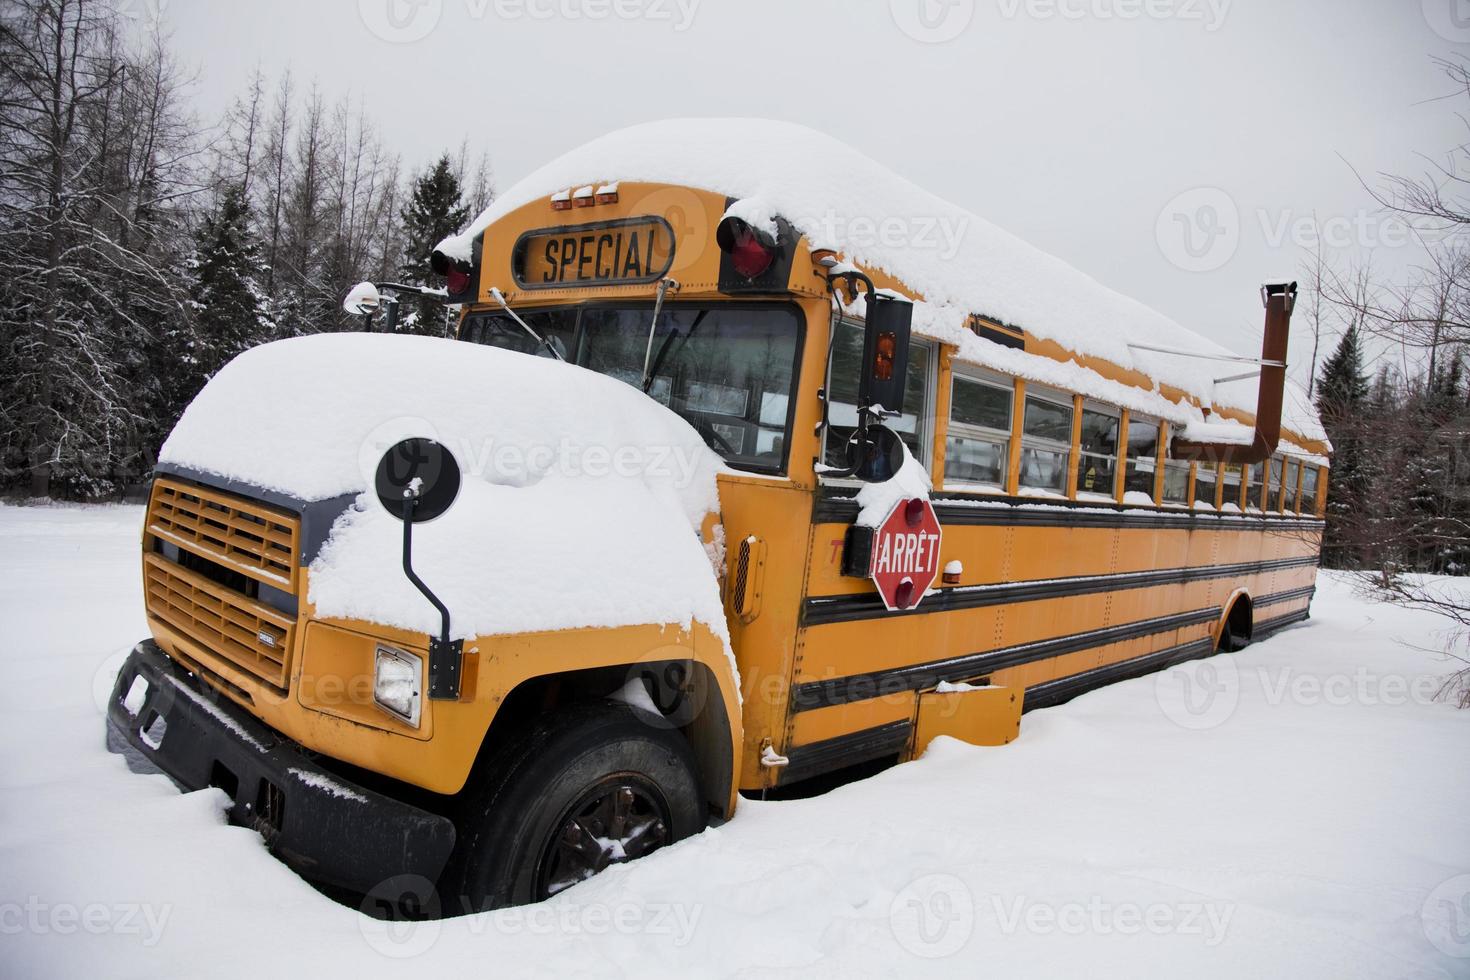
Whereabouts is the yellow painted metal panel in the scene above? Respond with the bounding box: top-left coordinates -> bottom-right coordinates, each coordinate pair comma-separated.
913,685 -> 1022,753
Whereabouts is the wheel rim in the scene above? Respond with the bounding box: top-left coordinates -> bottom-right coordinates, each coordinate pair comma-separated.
535,773 -> 673,899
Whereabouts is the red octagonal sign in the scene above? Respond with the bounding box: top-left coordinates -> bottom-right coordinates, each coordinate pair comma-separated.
869,497 -> 943,612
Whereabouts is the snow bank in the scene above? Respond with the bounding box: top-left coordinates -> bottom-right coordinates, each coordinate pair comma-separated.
439,118 -> 1326,445
160,334 -> 729,643
7,508 -> 1470,978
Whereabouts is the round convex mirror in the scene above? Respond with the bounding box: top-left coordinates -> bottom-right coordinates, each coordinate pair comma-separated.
374,437 -> 461,523
343,280 -> 381,316
851,424 -> 907,483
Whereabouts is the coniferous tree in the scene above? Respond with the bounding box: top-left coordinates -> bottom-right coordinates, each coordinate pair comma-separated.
399,154 -> 468,335
1316,327 -> 1371,566
1315,325 -> 1369,423
176,183 -> 274,416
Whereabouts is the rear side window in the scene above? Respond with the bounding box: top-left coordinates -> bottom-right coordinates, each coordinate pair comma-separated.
1220,463 -> 1242,509
1302,465 -> 1320,512
1193,463 -> 1218,507
1266,456 -> 1285,511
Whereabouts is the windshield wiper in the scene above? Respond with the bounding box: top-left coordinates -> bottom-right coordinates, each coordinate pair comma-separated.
639,278 -> 680,391
643,309 -> 709,395
489,287 -> 564,361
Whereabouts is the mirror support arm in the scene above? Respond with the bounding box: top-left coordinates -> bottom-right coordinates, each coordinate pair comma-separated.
400,495 -> 463,701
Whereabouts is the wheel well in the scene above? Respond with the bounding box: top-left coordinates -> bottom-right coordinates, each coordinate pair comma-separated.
1224,594 -> 1254,648
466,661 -> 734,821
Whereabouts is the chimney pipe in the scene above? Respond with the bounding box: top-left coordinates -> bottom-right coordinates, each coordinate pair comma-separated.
1171,280 -> 1297,466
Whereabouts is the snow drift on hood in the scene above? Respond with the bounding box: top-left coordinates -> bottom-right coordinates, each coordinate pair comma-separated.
160,334 -> 729,641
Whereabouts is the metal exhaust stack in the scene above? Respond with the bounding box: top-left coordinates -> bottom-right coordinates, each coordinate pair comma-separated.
1171,279 -> 1297,466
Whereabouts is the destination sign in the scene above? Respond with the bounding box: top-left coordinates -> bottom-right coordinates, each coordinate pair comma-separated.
513,217 -> 674,289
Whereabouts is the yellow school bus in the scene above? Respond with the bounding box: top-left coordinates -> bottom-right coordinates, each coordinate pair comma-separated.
108,121 -> 1329,912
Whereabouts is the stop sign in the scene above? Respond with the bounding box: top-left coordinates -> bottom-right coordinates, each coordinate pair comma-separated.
869,497 -> 943,612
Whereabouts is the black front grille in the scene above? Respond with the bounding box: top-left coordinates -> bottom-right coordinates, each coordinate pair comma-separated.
166,540 -> 254,597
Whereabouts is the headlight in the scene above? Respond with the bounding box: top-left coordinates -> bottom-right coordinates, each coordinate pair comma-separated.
374,645 -> 423,727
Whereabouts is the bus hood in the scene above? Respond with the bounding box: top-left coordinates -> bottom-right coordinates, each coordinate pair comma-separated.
159,333 -> 730,641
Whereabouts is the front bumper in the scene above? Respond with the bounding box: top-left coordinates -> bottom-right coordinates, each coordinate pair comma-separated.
106,640 -> 456,895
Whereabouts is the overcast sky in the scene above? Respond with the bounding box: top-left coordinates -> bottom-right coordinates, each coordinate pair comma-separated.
156,0 -> 1469,385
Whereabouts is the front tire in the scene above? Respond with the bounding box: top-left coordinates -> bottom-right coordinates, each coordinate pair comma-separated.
447,700 -> 704,912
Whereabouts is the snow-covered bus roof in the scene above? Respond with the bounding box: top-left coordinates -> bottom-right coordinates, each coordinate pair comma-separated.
439,118 -> 1327,449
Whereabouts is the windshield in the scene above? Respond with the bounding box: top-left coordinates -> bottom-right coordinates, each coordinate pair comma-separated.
459,304 -> 802,473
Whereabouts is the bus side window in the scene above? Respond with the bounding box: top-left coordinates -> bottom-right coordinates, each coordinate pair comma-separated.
1161,441 -> 1190,506
824,321 -> 932,470
1220,463 -> 1242,511
1244,462 -> 1263,511
1076,404 -> 1119,499
1161,462 -> 1189,504
1301,465 -> 1320,514
1193,462 -> 1219,508
1285,458 -> 1301,512
1123,416 -> 1159,502
945,371 -> 1012,491
1267,455 -> 1285,512
1018,388 -> 1072,495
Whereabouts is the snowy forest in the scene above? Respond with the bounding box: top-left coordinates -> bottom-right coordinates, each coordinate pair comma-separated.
0,0 -> 490,499
4,0 -> 1470,589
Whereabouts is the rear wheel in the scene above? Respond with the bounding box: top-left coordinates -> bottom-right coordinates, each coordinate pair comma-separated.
447,700 -> 704,912
1219,598 -> 1253,652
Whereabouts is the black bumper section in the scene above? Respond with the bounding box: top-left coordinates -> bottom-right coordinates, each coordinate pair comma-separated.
106,640 -> 456,895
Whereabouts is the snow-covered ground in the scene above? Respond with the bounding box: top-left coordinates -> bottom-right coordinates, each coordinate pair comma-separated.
2,503 -> 1468,979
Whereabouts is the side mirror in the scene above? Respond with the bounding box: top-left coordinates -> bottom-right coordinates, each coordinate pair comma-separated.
851,424 -> 907,483
855,291 -> 913,414
374,438 -> 464,701
374,438 -> 460,523
344,281 -> 382,317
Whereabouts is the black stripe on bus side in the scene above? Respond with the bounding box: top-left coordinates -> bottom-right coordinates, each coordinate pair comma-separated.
779,720 -> 912,785
1024,604 -> 1314,716
790,606 -> 1220,713
1253,584 -> 1316,608
811,491 -> 1327,533
803,554 -> 1318,627
1022,636 -> 1218,713
779,607 -> 1314,785
1253,608 -> 1311,637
